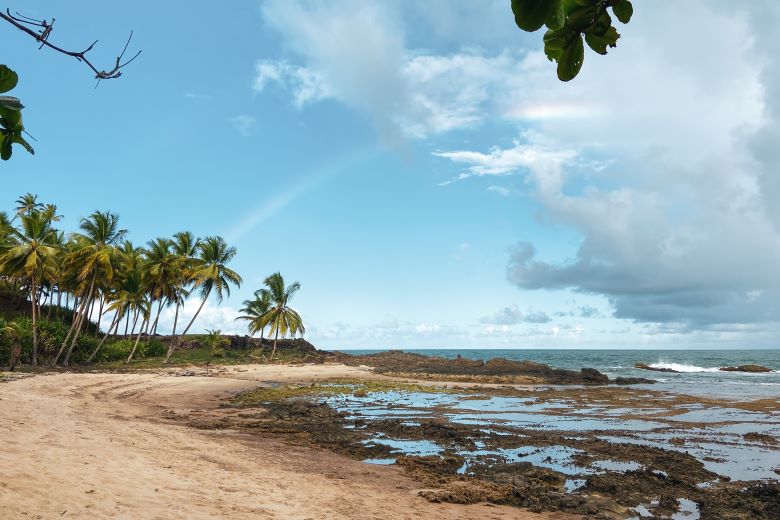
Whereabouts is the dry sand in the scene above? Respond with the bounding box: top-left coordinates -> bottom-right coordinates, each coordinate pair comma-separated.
0,364 -> 580,519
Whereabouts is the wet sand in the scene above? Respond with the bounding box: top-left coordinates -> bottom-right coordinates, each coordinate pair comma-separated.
0,365 -> 578,520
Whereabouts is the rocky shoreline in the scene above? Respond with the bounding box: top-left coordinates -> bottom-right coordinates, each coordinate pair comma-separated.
634,362 -> 774,374
335,350 -> 655,385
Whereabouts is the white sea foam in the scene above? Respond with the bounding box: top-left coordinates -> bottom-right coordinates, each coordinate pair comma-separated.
647,362 -> 720,373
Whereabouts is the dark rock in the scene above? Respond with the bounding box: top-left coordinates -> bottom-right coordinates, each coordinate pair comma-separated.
720,364 -> 772,373
613,376 -> 656,385
634,363 -> 678,373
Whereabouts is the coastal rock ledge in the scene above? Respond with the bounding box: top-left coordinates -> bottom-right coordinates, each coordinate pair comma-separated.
634,363 -> 773,373
719,364 -> 773,373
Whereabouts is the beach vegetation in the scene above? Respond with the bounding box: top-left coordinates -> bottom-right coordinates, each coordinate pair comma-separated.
0,193 -> 250,369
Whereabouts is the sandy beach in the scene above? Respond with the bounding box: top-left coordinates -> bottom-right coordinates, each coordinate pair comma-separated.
0,365 -> 578,520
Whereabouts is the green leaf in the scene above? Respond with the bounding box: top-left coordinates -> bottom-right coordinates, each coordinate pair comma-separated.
0,96 -> 23,111
612,0 -> 633,24
543,29 -> 569,61
12,134 -> 34,155
557,33 -> 584,81
585,26 -> 620,55
0,107 -> 22,128
565,5 -> 597,29
589,11 -> 613,36
0,65 -> 18,94
545,0 -> 566,30
1,134 -> 13,160
512,0 -> 555,32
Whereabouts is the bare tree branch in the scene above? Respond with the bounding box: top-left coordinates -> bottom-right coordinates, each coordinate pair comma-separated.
0,9 -> 141,81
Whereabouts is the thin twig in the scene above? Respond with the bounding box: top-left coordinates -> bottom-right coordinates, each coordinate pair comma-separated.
0,9 -> 141,80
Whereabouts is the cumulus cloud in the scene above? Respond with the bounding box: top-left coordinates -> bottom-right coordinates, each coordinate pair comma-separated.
252,0 -> 780,335
432,2 -> 780,328
256,0 -> 570,140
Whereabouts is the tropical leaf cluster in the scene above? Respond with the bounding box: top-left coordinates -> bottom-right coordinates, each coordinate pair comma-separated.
0,193 -> 241,367
511,0 -> 633,81
0,64 -> 33,160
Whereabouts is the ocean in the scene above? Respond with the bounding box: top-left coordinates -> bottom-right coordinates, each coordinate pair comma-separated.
345,349 -> 780,399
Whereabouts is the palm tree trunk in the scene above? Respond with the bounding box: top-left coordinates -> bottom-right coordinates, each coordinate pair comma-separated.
30,278 -> 38,366
125,319 -> 149,363
62,274 -> 97,367
142,311 -> 151,339
126,317 -> 147,364
88,309 -> 120,363
171,303 -> 180,336
164,290 -> 210,364
151,298 -> 165,336
270,327 -> 279,362
129,309 -> 139,337
124,311 -> 130,338
52,293 -> 89,366
9,342 -> 20,371
96,295 -> 105,333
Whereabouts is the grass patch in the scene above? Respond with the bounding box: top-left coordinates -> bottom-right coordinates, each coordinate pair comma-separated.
91,344 -> 322,370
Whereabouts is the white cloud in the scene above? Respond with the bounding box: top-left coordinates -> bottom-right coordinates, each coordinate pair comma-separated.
252,0 -> 780,336
256,0 -> 572,139
253,61 -> 331,107
486,186 -> 510,197
479,305 -> 551,325
230,115 -> 257,137
432,1 -> 780,328
434,132 -> 577,187
155,299 -> 243,336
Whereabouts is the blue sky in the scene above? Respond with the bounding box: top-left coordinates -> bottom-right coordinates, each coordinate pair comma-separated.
2,1 -> 779,349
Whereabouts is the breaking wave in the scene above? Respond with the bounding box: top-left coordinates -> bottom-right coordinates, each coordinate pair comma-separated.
647,362 -> 721,373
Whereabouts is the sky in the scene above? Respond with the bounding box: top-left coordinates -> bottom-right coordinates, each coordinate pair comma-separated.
1,1 -> 779,349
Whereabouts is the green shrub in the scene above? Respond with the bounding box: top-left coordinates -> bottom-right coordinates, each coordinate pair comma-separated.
95,339 -> 135,363
142,339 -> 166,358
93,338 -> 166,363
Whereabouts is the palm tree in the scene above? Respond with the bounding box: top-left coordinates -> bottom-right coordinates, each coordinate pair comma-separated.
256,272 -> 305,361
163,236 -> 241,363
14,192 -> 43,218
236,289 -> 272,339
54,211 -> 126,366
0,317 -> 23,371
203,328 -> 228,358
142,237 -> 178,335
168,231 -> 199,338
0,210 -> 60,365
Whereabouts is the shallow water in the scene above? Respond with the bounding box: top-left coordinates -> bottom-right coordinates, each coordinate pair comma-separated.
325,388 -> 780,482
345,349 -> 780,399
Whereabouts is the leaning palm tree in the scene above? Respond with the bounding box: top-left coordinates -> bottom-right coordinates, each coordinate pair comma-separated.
54,211 -> 126,366
0,210 -> 60,365
236,288 -> 272,339
256,272 -> 305,361
142,237 -> 178,335
163,236 -> 241,363
168,231 -> 199,337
